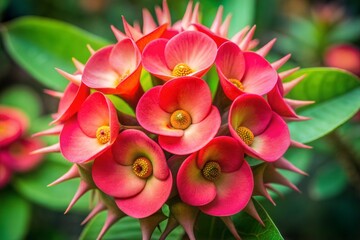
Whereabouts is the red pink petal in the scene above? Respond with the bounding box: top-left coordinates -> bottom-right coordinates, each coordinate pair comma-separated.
159,106 -> 220,155
92,149 -> 146,198
177,154 -> 217,206
115,174 -> 172,218
199,161 -> 253,216
159,76 -> 212,123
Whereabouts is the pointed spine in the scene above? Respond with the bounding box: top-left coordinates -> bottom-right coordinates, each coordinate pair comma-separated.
221,217 -> 241,240
65,180 -> 93,214
239,25 -> 256,51
48,164 -> 80,187
271,54 -> 291,70
32,125 -> 62,137
31,143 -> 60,155
256,38 -> 277,57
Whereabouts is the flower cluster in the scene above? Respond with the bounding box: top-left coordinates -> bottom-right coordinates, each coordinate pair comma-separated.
34,1 -> 312,239
0,106 -> 44,188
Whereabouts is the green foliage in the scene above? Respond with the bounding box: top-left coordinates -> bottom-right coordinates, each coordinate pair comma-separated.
195,199 -> 283,240
309,161 -> 348,200
2,16 -> 110,91
80,212 -> 184,240
0,85 -> 41,120
222,0 -> 255,37
285,68 -> 360,143
12,154 -> 90,212
0,192 -> 31,240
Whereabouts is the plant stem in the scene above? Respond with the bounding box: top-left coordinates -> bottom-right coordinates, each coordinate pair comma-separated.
326,131 -> 360,195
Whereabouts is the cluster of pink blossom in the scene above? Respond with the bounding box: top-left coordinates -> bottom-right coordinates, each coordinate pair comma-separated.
0,106 -> 43,188
34,1 -> 312,239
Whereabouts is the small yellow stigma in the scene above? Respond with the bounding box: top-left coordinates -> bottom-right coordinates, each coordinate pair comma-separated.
202,161 -> 221,181
229,78 -> 245,91
172,63 -> 194,77
96,126 -> 111,144
236,126 -> 254,146
132,157 -> 153,179
170,110 -> 192,130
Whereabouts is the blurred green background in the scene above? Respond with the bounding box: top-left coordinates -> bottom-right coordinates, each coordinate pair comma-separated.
1,0 -> 360,239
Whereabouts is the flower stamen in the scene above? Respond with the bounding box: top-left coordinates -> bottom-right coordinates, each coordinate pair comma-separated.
170,110 -> 192,130
229,78 -> 245,91
172,63 -> 194,77
236,126 -> 254,146
96,126 -> 111,144
202,161 -> 221,181
132,157 -> 153,179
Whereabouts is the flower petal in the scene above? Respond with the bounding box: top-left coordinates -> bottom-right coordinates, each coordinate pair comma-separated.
177,154 -> 217,206
199,161 -> 253,216
82,45 -> 120,89
159,106 -> 220,155
197,136 -> 244,173
241,52 -> 278,95
60,117 -> 109,163
109,38 -> 141,78
159,76 -> 212,123
115,174 -> 172,218
112,130 -> 169,180
164,31 -> 217,73
136,86 -> 183,137
249,113 -> 290,162
92,149 -> 146,198
229,94 -> 272,135
142,38 -> 173,81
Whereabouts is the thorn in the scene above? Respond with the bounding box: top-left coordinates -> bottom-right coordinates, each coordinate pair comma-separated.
87,44 -> 96,55
111,25 -> 126,42
72,58 -> 85,73
190,2 -> 200,25
30,143 -> 60,155
221,217 -> 241,240
231,26 -> 250,45
48,164 -> 80,187
220,14 -> 232,37
210,5 -> 224,34
285,98 -> 315,109
279,67 -> 300,80
244,199 -> 265,226
55,68 -> 81,86
239,25 -> 256,51
65,180 -> 92,214
274,157 -> 309,176
32,125 -> 62,138
290,139 -> 312,149
283,75 -> 305,95
271,54 -> 291,70
81,201 -> 106,225
44,89 -> 64,98
256,38 -> 277,57
96,211 -> 124,240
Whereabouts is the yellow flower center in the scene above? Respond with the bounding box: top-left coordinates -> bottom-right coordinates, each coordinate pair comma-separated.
132,157 -> 153,179
172,63 -> 194,77
96,126 -> 111,144
202,161 -> 221,181
170,110 -> 192,130
229,78 -> 245,91
236,126 -> 254,146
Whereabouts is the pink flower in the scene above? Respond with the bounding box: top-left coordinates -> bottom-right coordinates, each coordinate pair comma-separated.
215,41 -> 278,101
324,44 -> 360,76
92,129 -> 172,218
177,136 -> 253,216
0,161 -> 12,188
229,94 -> 290,162
0,137 -> 44,172
82,38 -> 142,107
60,92 -> 120,163
0,106 -> 29,147
142,31 -> 217,81
136,76 -> 221,155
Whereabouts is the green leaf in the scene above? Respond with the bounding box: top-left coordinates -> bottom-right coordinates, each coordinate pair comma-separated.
12,154 -> 90,212
231,199 -> 283,240
309,161 -> 348,200
222,0 -> 255,37
2,16 -> 110,91
80,212 -> 184,240
0,85 -> 41,120
0,192 -> 31,240
285,68 -> 360,143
